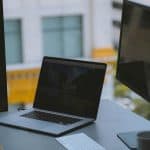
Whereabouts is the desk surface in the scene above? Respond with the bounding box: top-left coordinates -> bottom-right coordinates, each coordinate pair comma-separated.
0,99 -> 150,150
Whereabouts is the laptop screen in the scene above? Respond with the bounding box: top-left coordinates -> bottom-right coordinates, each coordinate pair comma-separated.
34,57 -> 106,119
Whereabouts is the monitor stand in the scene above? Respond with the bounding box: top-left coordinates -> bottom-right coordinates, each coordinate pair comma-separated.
117,131 -> 139,150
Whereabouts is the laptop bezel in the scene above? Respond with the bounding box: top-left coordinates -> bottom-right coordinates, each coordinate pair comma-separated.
33,56 -> 107,120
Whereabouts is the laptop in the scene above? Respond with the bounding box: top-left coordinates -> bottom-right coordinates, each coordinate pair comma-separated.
0,57 -> 106,136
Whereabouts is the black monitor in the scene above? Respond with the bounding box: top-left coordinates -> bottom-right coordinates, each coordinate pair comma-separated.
117,0 -> 150,103
116,0 -> 150,149
0,0 -> 8,111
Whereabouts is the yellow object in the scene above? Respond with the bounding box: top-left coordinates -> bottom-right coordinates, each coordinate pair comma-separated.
92,48 -> 116,58
7,68 -> 40,104
92,48 -> 117,75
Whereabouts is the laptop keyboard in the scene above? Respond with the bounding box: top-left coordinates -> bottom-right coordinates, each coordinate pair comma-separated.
21,111 -> 81,125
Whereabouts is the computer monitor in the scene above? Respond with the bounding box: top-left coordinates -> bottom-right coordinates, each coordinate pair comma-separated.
116,0 -> 150,149
117,0 -> 150,102
0,0 -> 8,111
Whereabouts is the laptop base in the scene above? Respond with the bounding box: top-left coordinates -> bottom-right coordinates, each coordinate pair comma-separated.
0,109 -> 94,137
0,119 -> 93,137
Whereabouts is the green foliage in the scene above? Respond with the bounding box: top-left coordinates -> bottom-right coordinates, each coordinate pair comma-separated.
133,99 -> 150,120
113,79 -> 150,120
112,65 -> 150,120
114,79 -> 131,98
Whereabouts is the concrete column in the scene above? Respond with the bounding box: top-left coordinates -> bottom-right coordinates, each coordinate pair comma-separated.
82,0 -> 93,57
92,0 -> 113,48
21,0 -> 43,63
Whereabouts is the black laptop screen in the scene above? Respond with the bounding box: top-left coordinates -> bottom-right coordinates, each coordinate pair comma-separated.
34,57 -> 106,119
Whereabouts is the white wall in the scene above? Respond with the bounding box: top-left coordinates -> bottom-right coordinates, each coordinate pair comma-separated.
92,0 -> 113,48
3,0 -> 113,64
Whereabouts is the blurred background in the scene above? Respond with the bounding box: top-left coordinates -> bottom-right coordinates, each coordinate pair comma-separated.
3,0 -> 150,119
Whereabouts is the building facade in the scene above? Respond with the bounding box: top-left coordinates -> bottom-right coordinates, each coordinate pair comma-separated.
3,0 -> 114,65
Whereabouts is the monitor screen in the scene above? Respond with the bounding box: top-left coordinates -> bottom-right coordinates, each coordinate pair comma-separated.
34,57 -> 106,119
0,0 -> 8,111
116,0 -> 150,102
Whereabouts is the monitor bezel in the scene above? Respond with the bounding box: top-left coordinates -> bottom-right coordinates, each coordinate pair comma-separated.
0,0 -> 8,111
116,0 -> 150,102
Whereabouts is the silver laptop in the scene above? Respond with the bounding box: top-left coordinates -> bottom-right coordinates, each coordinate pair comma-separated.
0,57 -> 106,136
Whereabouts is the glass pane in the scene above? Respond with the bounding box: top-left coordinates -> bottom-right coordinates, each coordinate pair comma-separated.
63,16 -> 82,29
64,30 -> 82,57
43,31 -> 63,57
4,20 -> 22,64
4,20 -> 20,32
43,17 -> 62,30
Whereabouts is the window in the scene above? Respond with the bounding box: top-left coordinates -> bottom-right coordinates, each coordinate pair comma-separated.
4,20 -> 22,64
42,16 -> 83,58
